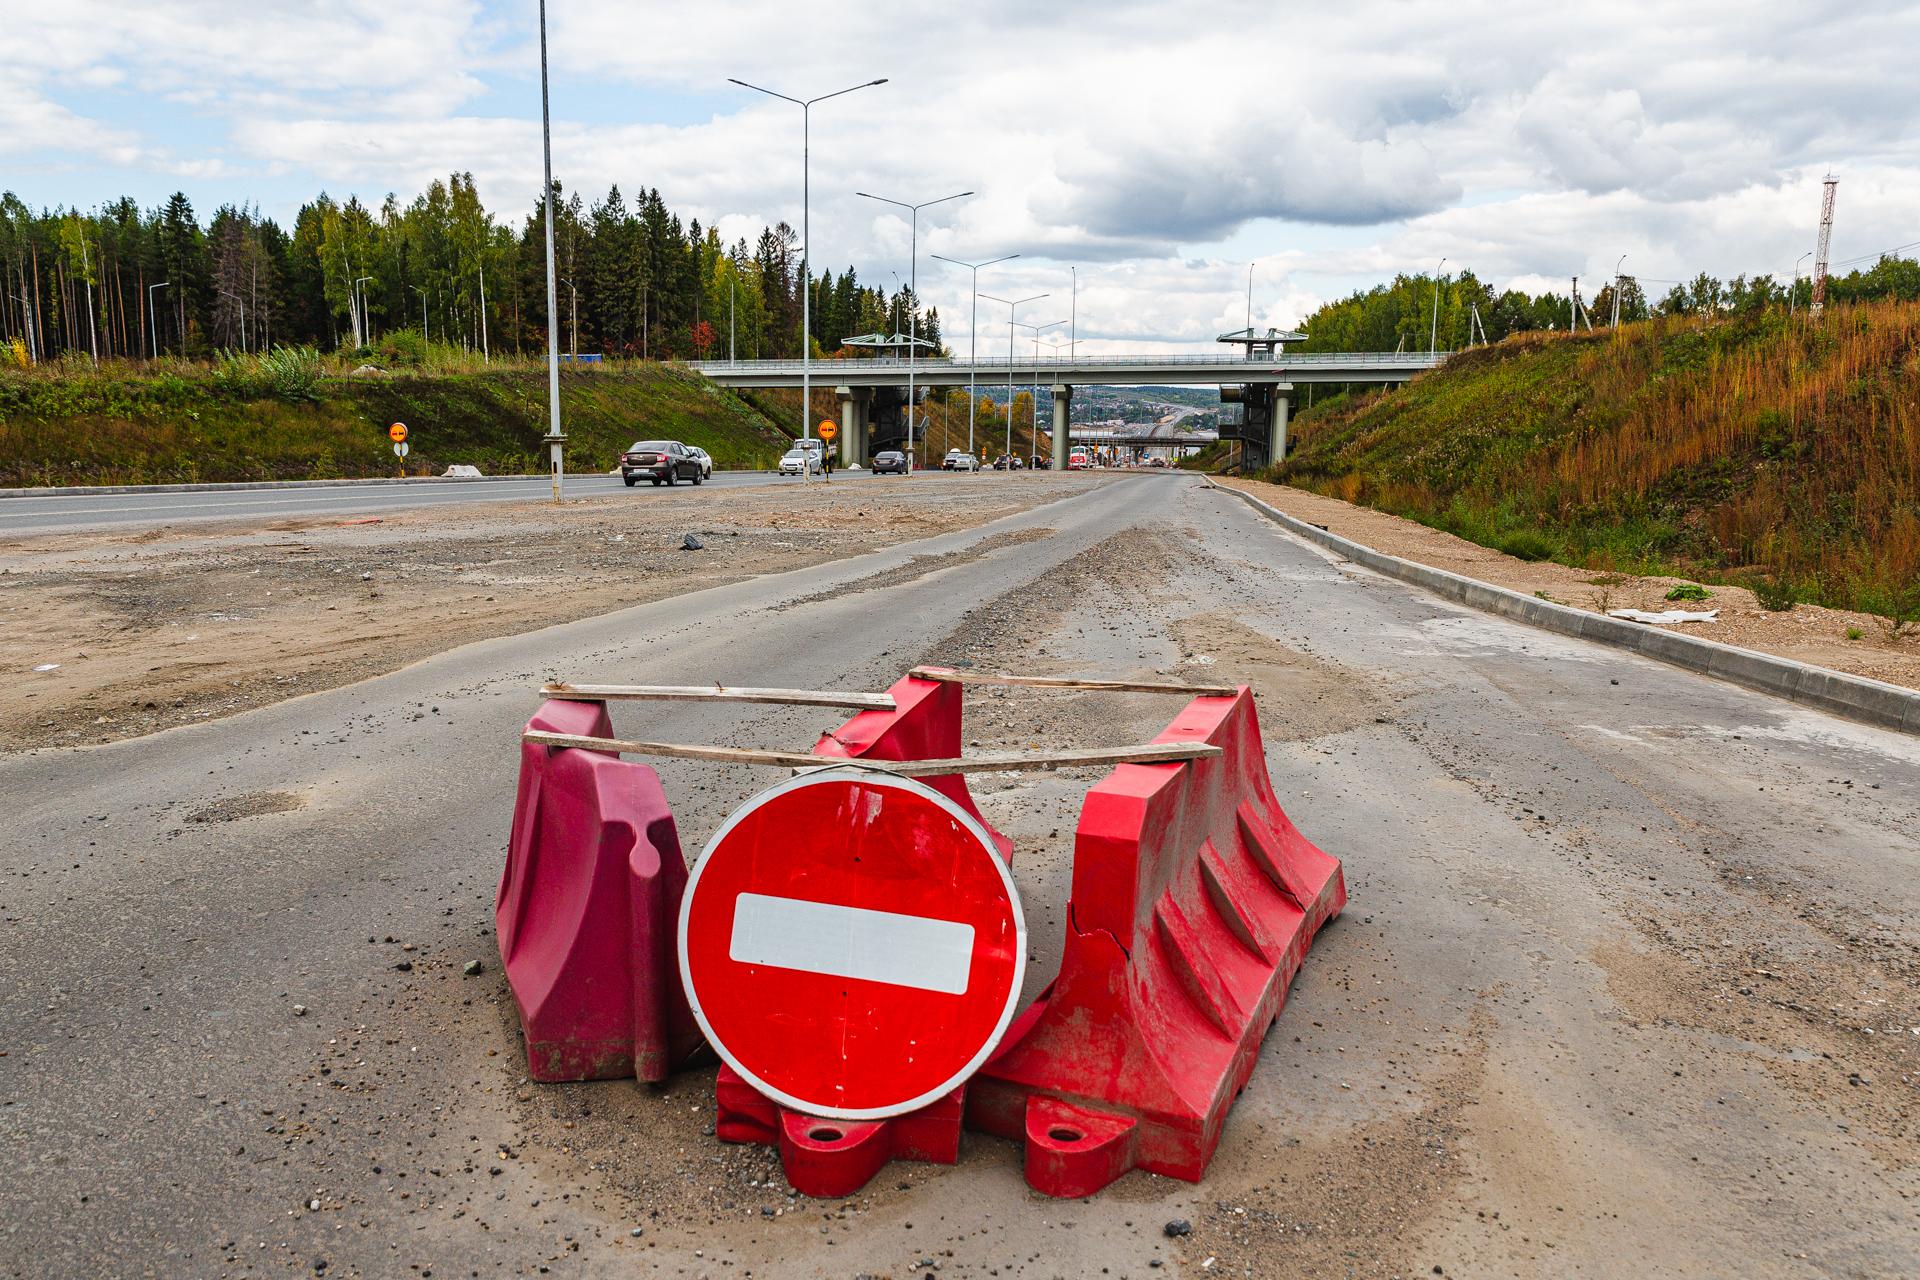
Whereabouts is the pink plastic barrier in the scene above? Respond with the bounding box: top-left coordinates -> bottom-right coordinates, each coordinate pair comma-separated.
967,687 -> 1345,1196
498,698 -> 698,1082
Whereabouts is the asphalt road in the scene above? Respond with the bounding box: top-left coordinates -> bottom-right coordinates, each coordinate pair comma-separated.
0,468 -> 917,536
3,475 -> 1915,1278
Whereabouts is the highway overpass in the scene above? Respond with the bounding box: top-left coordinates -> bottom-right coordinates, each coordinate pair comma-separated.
685,349 -> 1447,471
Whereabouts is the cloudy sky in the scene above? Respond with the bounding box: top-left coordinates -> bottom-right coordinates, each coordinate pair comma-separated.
5,1 -> 1917,352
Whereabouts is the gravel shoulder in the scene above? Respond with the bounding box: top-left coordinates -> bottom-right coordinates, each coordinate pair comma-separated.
1217,476 -> 1920,694
0,474 -> 1103,751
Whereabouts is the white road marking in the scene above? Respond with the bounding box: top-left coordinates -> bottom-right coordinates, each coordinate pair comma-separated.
728,892 -> 976,994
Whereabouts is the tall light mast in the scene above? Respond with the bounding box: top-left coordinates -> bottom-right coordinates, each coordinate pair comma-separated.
1811,173 -> 1838,316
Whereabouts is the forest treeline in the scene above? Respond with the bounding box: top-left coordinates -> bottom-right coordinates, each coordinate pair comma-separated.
0,175 -> 941,366
1297,256 -> 1920,353
8,171 -> 1918,369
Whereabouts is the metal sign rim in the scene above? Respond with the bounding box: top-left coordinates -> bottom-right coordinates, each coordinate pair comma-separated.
676,767 -> 1027,1121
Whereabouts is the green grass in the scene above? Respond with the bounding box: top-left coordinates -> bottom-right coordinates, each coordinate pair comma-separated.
0,359 -> 791,486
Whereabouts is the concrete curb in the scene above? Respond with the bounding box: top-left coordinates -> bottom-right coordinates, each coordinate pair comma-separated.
1215,482 -> 1920,737
0,473 -> 612,499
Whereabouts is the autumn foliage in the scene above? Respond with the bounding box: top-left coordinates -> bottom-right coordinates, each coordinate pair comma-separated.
1275,300 -> 1920,616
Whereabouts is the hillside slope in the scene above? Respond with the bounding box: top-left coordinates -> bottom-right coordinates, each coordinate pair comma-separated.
0,362 -> 790,486
1272,302 -> 1920,616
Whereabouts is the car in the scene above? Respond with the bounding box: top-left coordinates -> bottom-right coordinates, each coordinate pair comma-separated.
1068,449 -> 1092,470
947,452 -> 981,473
991,454 -> 1011,470
871,450 -> 911,475
622,439 -> 704,486
687,446 -> 713,479
941,448 -> 967,471
777,448 -> 815,476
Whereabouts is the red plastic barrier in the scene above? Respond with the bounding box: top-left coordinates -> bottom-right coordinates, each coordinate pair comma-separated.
715,1065 -> 964,1198
813,668 -> 1012,862
715,670 -> 1008,1192
498,698 -> 699,1082
966,687 -> 1344,1197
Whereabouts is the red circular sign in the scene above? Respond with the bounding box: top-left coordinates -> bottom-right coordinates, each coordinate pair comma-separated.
678,771 -> 1026,1120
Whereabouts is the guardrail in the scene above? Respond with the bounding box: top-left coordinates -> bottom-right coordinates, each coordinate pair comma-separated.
685,352 -> 1448,375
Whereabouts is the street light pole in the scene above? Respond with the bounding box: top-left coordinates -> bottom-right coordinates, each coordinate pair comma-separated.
559,277 -> 579,356
538,0 -> 564,501
732,75 -> 889,482
148,282 -> 170,360
1792,250 -> 1813,316
353,276 -> 373,348
931,251 -> 1017,460
1429,257 -> 1446,355
1016,318 -> 1064,462
982,292 -> 1047,465
1612,254 -> 1627,327
858,189 -> 972,468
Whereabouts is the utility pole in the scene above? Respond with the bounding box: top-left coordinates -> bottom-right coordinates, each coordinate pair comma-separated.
1246,261 -> 1254,333
538,0 -> 565,501
478,258 -> 489,362
932,251 -> 1017,459
80,235 -> 99,365
1430,257 -> 1446,354
729,275 -> 736,364
1612,255 -> 1626,327
1811,173 -> 1838,315
148,281 -> 169,359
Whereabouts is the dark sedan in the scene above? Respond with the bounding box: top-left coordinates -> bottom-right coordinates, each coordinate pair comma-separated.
871,450 -> 911,475
621,440 -> 705,487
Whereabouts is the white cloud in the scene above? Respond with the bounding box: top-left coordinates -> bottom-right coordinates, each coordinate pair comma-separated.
4,0 -> 1918,351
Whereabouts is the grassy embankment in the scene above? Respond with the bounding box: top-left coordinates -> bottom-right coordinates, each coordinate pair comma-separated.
0,353 -> 792,486
1267,301 -> 1920,619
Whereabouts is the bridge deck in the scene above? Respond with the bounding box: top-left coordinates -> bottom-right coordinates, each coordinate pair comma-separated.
684,351 -> 1444,388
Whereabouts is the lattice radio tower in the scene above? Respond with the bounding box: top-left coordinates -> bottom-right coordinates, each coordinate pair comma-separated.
1811,173 -> 1838,315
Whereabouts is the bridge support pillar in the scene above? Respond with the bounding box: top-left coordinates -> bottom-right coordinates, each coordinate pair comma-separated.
1051,384 -> 1072,470
836,386 -> 870,468
1270,382 -> 1293,468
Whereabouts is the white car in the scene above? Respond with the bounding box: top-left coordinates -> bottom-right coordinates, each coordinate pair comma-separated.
947,452 -> 981,472
777,448 -> 812,476
687,446 -> 713,479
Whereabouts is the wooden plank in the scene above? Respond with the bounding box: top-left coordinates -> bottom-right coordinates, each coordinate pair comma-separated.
907,667 -> 1238,697
541,682 -> 895,710
523,730 -> 1222,776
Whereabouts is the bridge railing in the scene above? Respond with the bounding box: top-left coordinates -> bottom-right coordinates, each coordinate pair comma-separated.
683,351 -> 1448,375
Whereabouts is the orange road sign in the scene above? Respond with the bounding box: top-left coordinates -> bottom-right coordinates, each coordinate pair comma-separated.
818,419 -> 837,440
388,422 -> 409,443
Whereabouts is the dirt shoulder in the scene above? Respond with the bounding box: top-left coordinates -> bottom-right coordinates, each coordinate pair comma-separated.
1219,476 -> 1920,695
0,474 -> 1103,751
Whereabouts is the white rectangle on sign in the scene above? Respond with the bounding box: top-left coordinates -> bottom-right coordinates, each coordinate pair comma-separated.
729,893 -> 975,995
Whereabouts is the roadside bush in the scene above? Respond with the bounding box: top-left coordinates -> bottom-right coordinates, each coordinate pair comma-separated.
1495,529 -> 1558,561
1752,577 -> 1798,611
211,350 -> 268,399
1664,583 -> 1712,601
375,328 -> 429,368
260,346 -> 322,403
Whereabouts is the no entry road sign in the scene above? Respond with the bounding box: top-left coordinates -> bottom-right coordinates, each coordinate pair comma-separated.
678,771 -> 1026,1120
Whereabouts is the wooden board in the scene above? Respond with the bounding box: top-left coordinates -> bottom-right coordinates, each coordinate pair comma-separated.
541,682 -> 895,709
522,730 -> 1222,776
907,667 -> 1238,697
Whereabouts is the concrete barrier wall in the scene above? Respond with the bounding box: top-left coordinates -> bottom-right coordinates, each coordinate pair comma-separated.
1217,483 -> 1920,737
